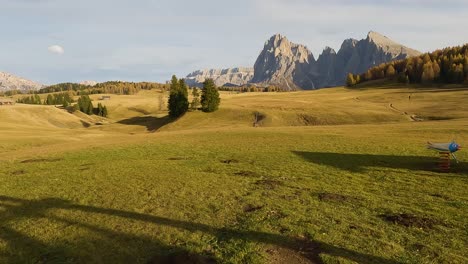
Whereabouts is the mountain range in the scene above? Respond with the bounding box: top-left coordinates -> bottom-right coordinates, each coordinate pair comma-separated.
186,31 -> 421,89
0,72 -> 44,92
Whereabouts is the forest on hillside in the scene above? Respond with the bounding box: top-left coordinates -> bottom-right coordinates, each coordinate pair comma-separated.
347,44 -> 468,86
38,81 -> 168,95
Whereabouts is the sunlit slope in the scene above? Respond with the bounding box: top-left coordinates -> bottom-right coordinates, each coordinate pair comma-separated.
160,87 -> 468,131
0,104 -> 85,130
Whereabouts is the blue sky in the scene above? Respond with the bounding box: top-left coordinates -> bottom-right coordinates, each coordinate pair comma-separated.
1,0 -> 467,84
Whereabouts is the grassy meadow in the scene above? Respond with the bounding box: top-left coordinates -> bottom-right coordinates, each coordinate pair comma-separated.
0,86 -> 467,263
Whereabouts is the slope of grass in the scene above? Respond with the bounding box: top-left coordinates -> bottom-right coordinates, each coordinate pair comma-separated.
0,86 -> 467,263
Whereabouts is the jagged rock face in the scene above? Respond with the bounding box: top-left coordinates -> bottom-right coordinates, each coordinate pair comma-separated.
252,32 -> 421,89
185,67 -> 254,87
251,34 -> 316,90
0,72 -> 44,92
80,80 -> 98,86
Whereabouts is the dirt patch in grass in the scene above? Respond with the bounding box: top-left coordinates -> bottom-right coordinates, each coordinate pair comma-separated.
221,159 -> 239,164
20,158 -> 63,164
430,193 -> 451,200
380,213 -> 440,229
148,251 -> 217,264
243,204 -> 264,213
266,238 -> 320,264
255,179 -> 283,190
318,193 -> 355,203
234,171 -> 259,177
168,157 -> 191,161
11,170 -> 26,175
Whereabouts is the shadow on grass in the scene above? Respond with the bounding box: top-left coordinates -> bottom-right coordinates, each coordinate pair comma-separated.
0,196 -> 399,264
117,116 -> 174,132
293,151 -> 468,174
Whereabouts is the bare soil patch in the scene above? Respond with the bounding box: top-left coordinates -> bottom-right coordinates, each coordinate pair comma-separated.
243,204 -> 264,213
11,170 -> 26,175
266,238 -> 320,264
148,252 -> 217,264
20,158 -> 63,164
380,213 -> 439,229
220,159 -> 239,164
234,171 -> 259,177
255,179 -> 283,190
318,193 -> 355,203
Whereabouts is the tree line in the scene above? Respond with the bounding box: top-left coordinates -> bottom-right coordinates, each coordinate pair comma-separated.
38,81 -> 168,95
347,44 -> 468,86
168,75 -> 220,118
16,93 -> 108,117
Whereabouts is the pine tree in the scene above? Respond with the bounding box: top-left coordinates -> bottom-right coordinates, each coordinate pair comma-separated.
201,79 -> 221,113
421,62 -> 435,83
386,65 -> 396,78
346,73 -> 356,87
34,94 -> 41,105
168,75 -> 189,117
102,106 -> 108,117
191,88 -> 200,110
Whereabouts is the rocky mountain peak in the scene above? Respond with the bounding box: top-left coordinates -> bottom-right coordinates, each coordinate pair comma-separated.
0,72 -> 44,92
185,67 -> 254,87
322,46 -> 336,55
251,31 -> 421,90
340,38 -> 358,50
366,31 -> 421,58
252,34 -> 315,89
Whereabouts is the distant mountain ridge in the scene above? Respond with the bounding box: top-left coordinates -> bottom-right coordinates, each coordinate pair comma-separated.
0,72 -> 44,92
185,67 -> 254,87
186,31 -> 421,90
253,31 -> 421,89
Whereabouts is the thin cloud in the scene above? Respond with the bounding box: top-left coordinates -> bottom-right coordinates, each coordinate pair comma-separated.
48,45 -> 65,55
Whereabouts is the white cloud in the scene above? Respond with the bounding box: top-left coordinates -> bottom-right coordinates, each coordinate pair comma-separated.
48,45 -> 64,55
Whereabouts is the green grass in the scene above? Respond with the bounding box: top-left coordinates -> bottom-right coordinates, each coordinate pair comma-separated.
1,121 -> 467,263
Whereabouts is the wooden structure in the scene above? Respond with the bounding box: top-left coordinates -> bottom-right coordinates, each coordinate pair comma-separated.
438,152 -> 451,172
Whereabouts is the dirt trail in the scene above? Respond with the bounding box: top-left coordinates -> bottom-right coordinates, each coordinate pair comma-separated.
388,103 -> 423,121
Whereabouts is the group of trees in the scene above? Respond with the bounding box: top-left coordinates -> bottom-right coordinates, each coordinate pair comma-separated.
77,95 -> 94,115
168,75 -> 220,118
39,81 -> 168,95
96,103 -> 108,117
16,93 -> 108,117
347,44 -> 468,86
16,94 -> 42,105
44,93 -> 74,106
76,95 -> 108,117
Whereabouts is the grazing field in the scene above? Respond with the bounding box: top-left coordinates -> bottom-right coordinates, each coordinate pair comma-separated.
0,87 -> 467,263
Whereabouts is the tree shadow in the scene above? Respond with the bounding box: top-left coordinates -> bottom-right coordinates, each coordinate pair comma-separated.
117,116 -> 174,132
0,196 -> 400,264
293,151 -> 468,174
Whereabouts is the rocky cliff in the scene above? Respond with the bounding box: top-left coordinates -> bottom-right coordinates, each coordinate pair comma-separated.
0,72 -> 44,92
251,34 -> 315,90
252,31 -> 421,89
185,67 -> 254,87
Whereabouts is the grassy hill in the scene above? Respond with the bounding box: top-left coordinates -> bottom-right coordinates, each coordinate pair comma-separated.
0,86 -> 467,263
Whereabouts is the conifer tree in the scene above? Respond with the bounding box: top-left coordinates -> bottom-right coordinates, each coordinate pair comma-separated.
168,75 -> 189,117
346,73 -> 356,87
201,79 -> 220,112
191,88 -> 200,110
102,106 -> 108,117
386,65 -> 396,78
